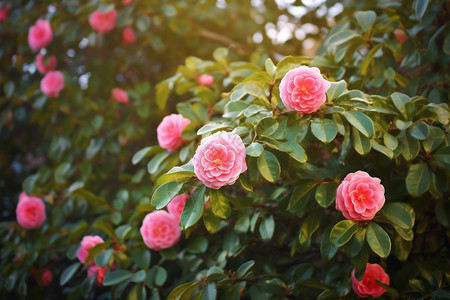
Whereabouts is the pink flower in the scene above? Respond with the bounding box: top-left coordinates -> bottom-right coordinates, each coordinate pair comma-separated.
87,264 -> 108,285
122,26 -> 136,45
336,171 -> 385,221
167,193 -> 190,222
35,54 -> 57,74
89,9 -> 117,34
111,88 -> 129,104
41,269 -> 53,287
122,0 -> 132,5
279,66 -> 331,114
0,3 -> 11,22
197,74 -> 214,86
28,20 -> 53,51
16,192 -> 46,229
157,114 -> 191,152
352,263 -> 390,298
193,131 -> 247,189
77,235 -> 104,264
394,28 -> 408,44
140,210 -> 181,251
40,71 -> 64,98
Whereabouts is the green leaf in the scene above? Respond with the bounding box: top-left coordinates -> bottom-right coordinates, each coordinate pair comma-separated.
151,181 -> 184,209
391,93 -> 413,120
54,162 -> 71,184
80,273 -> 96,298
156,82 -> 170,110
352,244 -> 369,280
344,111 -> 374,138
246,142 -> 264,157
23,174 -> 38,196
186,236 -> 208,253
360,43 -> 383,75
132,146 -> 159,165
257,150 -> 280,183
371,140 -> 394,159
352,127 -> 371,155
315,182 -> 338,208
299,211 -> 322,246
197,123 -> 229,135
203,205 -> 221,234
310,118 -> 338,143
398,131 -> 420,161
366,223 -> 391,258
265,58 -> 276,77
95,249 -> 112,268
154,266 -> 167,286
382,203 -> 415,229
330,220 -> 358,247
103,270 -> 133,286
237,260 -> 255,277
210,188 -> 231,219
4,81 -> 14,97
147,151 -> 170,174
434,146 -> 450,164
115,224 -> 132,241
320,226 -> 338,261
414,0 -> 430,19
199,282 -> 217,300
288,181 -> 316,213
422,126 -> 445,154
408,121 -> 429,140
326,80 -> 347,101
167,282 -> 198,300
131,249 -> 151,269
60,262 -> 80,286
256,117 -> 279,137
354,10 -> 376,32
393,233 -> 412,261
406,163 -> 431,197
180,186 -> 206,228
278,141 -> 307,163
383,133 -> 398,151
327,30 -> 363,47
259,215 -> 275,240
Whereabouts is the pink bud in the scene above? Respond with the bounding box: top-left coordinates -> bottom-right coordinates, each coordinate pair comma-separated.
197,74 -> 214,86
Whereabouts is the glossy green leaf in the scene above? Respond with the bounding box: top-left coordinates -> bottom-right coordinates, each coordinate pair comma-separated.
259,215 -> 275,240
288,181 -> 316,213
354,10 -> 376,32
103,270 -> 133,286
422,126 -> 445,154
311,118 -> 338,143
131,249 -> 151,269
408,121 -> 429,140
180,186 -> 206,228
246,142 -> 264,157
398,131 -> 420,161
326,80 -> 347,101
433,146 -> 450,164
315,182 -> 338,208
382,203 -> 415,229
383,132 -> 398,150
330,220 -> 358,247
414,0 -> 430,19
352,127 -> 371,155
344,111 -> 374,137
60,262 -> 80,286
406,163 -> 430,197
327,30 -> 363,47
95,249 -> 113,268
366,223 -> 391,258
299,211 -> 322,246
151,181 -> 184,209
210,188 -> 231,219
360,43 -> 383,76
257,150 -> 280,183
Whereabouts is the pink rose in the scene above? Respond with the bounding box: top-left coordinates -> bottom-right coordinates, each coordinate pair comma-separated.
197,74 -> 214,86
336,171 -> 385,221
89,9 -> 117,34
16,192 -> 46,229
87,264 -> 108,285
167,193 -> 190,222
193,131 -> 247,189
352,263 -> 390,298
40,71 -> 64,98
279,66 -> 331,114
28,19 -> 53,51
35,54 -> 57,74
157,114 -> 191,152
111,88 -> 129,104
77,235 -> 104,264
140,210 -> 181,251
41,269 -> 53,287
122,26 -> 136,45
0,3 -> 11,22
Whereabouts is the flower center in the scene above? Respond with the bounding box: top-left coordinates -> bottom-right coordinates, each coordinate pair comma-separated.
357,194 -> 366,202
300,85 -> 307,92
214,159 -> 222,166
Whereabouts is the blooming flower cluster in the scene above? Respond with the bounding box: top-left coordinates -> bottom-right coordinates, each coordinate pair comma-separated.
76,235 -> 109,285
16,192 -> 46,229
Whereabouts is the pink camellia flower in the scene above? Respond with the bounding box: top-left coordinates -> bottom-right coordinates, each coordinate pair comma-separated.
35,54 -> 57,74
122,26 -> 136,45
40,71 -> 64,98
87,264 -> 108,285
111,88 -> 129,104
89,9 -> 117,34
77,235 -> 104,264
336,171 -> 385,221
394,28 -> 408,44
140,210 -> 181,251
122,0 -> 132,5
279,66 -> 331,114
41,269 -> 53,287
157,114 -> 191,152
16,192 -> 46,229
197,74 -> 214,86
193,131 -> 247,189
0,3 -> 11,22
28,19 -> 53,51
167,193 -> 190,222
352,263 -> 390,298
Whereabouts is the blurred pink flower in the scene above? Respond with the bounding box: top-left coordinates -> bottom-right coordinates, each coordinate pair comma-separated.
40,71 -> 64,98
16,192 -> 46,229
111,88 -> 129,104
279,66 -> 330,114
394,28 -> 408,44
77,235 -> 104,264
122,26 -> 136,45
167,193 -> 190,222
41,269 -> 53,287
35,54 -> 57,74
352,263 -> 390,298
122,0 -> 132,5
197,74 -> 214,86
89,9 -> 117,34
157,114 -> 191,152
193,131 -> 247,189
87,264 -> 108,285
336,171 -> 385,221
28,20 -> 53,51
140,210 -> 181,251
0,3 -> 11,22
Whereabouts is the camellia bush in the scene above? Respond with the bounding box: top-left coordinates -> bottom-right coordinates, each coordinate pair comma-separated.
1,0 -> 449,299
